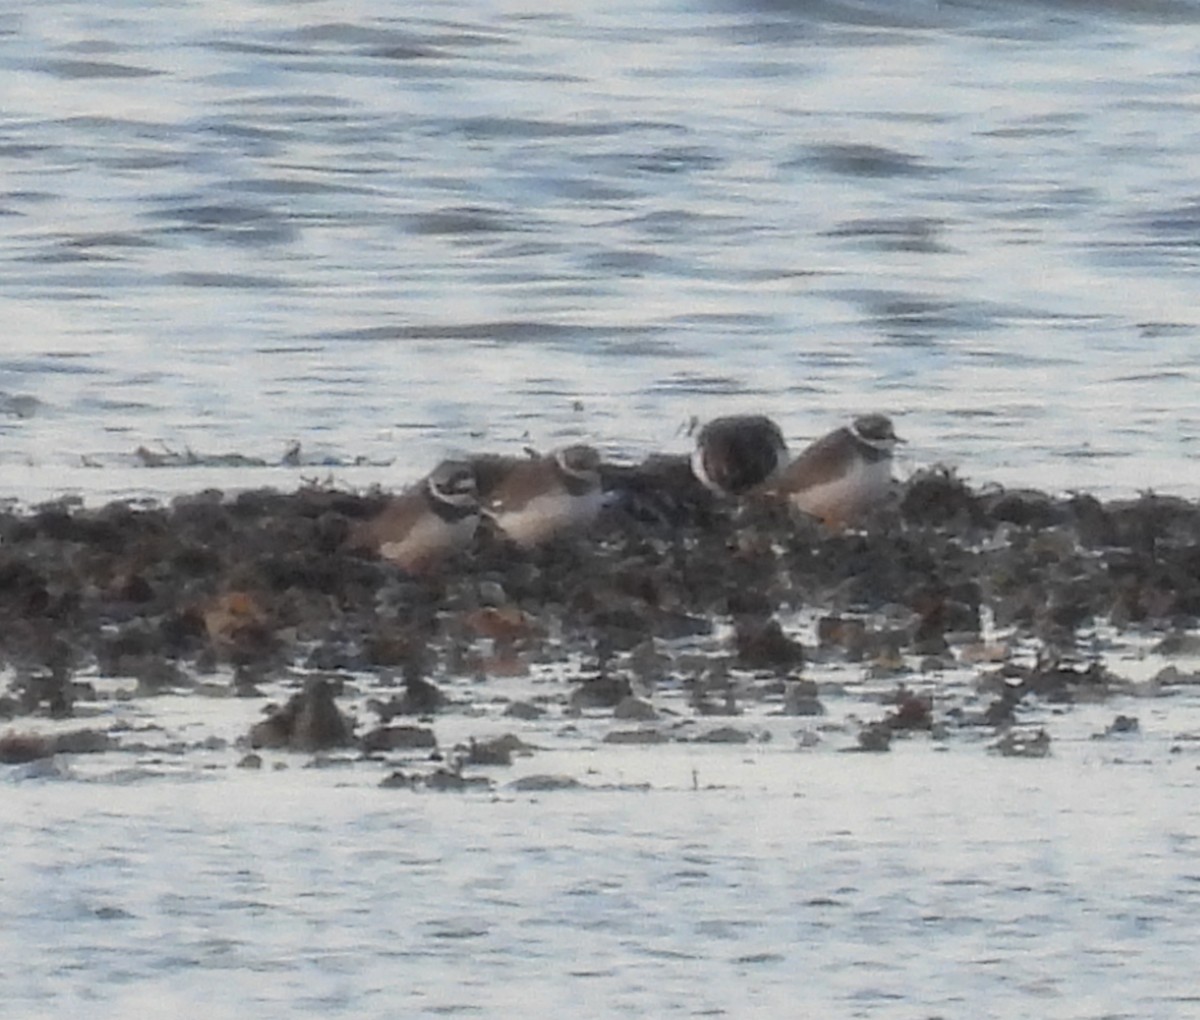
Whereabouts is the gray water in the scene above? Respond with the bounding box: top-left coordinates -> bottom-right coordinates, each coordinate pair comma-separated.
3,0 -> 1200,501
5,1 -> 1200,1016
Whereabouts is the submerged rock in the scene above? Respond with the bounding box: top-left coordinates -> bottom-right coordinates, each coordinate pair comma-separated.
361,725 -> 437,753
424,768 -> 491,792
782,679 -> 824,716
509,774 -> 582,792
503,700 -> 545,720
0,727 -> 113,763
733,617 -> 804,672
991,728 -> 1051,758
613,695 -> 657,721
603,728 -> 668,745
464,733 -> 532,766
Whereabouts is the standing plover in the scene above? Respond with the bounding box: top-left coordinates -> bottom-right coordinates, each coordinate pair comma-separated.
691,414 -> 788,497
775,413 -> 903,528
484,444 -> 604,548
350,459 -> 479,573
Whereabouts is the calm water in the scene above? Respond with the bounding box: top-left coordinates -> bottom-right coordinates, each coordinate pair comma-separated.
5,0 -> 1200,1016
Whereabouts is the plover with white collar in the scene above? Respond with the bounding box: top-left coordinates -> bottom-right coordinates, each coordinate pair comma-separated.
774,414 -> 903,528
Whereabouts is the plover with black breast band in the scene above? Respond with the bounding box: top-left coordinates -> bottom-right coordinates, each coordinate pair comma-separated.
483,444 -> 604,548
348,459 -> 479,574
773,413 -> 903,529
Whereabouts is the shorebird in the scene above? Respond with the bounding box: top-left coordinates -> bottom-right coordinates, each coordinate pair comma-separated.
774,413 -> 903,528
483,444 -> 604,548
349,459 -> 479,573
690,414 -> 788,497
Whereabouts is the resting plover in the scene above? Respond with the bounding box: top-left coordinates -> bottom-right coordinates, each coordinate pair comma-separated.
691,414 -> 788,497
483,444 -> 604,548
349,459 -> 479,573
774,413 -> 903,528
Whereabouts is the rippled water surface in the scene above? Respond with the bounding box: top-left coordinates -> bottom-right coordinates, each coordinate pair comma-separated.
5,1 -> 1200,1016
2,0 -> 1200,501
6,659 -> 1200,1019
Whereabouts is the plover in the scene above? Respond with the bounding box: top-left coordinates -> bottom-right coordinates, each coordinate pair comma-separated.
774,413 -> 903,528
483,444 -> 604,548
349,459 -> 479,573
691,414 -> 788,497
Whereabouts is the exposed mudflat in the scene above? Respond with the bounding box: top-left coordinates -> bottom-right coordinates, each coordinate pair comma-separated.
3,460 -> 1200,767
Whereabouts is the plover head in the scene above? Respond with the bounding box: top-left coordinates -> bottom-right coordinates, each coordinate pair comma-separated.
554,444 -> 601,485
849,414 -> 903,455
426,459 -> 479,510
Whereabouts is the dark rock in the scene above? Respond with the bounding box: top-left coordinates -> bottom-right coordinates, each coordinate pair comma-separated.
613,695 -> 657,721
602,729 -> 668,745
0,727 -> 113,763
885,690 -> 933,731
510,773 -> 582,792
52,729 -> 114,754
817,616 -> 870,660
368,675 -> 444,721
692,725 -> 753,744
854,722 -> 892,752
464,734 -> 531,765
424,768 -> 491,792
568,674 -> 632,712
984,489 -> 1065,529
991,727 -> 1051,758
734,618 -> 804,672
503,700 -> 545,720
782,679 -> 824,716
248,677 -> 354,752
0,731 -> 54,763
901,466 -> 982,529
361,725 -> 437,753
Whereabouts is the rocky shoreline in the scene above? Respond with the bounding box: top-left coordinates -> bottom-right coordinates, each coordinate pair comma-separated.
3,459 -> 1200,776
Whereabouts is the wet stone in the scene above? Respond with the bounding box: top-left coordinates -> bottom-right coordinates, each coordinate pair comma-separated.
603,729 -> 668,745
361,725 -> 437,753
853,722 -> 893,753
991,727 -> 1052,758
464,734 -> 531,766
734,618 -> 804,672
248,677 -> 354,752
692,725 -> 754,744
509,774 -> 582,792
0,727 -> 113,763
612,695 -> 657,721
423,768 -> 491,792
782,680 -> 824,716
568,674 -> 632,712
503,700 -> 545,720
